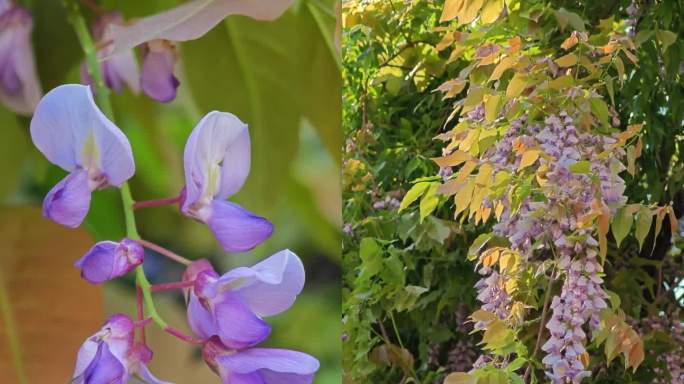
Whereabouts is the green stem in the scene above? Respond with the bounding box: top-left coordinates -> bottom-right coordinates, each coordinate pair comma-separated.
0,271 -> 28,384
64,0 -> 167,330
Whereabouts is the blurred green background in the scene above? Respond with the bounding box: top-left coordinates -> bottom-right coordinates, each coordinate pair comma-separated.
0,0 -> 341,382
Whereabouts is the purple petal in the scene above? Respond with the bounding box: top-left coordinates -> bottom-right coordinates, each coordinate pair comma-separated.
140,41 -> 179,103
104,49 -> 140,94
182,111 -> 250,212
74,238 -> 144,284
81,342 -> 127,384
0,6 -> 42,116
110,0 -> 295,54
187,292 -> 218,339
43,170 -> 92,228
214,293 -> 271,349
216,348 -> 319,384
218,249 -> 305,317
30,84 -> 135,186
205,200 -> 273,252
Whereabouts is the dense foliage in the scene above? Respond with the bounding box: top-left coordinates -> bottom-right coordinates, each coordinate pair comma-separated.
342,1 -> 684,383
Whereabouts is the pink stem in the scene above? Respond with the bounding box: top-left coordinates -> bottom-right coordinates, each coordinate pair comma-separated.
151,280 -> 195,292
133,196 -> 181,210
138,239 -> 192,266
134,317 -> 152,328
164,326 -> 205,345
136,285 -> 146,345
80,0 -> 106,14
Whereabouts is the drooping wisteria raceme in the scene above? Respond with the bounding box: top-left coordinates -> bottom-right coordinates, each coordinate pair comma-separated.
78,0 -> 294,102
398,4 -> 678,383
29,83 -> 318,383
0,0 -> 42,115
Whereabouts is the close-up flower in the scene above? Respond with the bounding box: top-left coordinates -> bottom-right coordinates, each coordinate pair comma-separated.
181,111 -> 273,252
75,238 -> 144,284
29,84 -> 135,228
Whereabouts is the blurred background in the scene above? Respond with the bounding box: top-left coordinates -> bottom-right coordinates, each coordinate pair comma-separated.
0,0 -> 341,383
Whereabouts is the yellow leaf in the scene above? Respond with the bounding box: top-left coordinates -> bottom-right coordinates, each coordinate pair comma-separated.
495,201 -> 504,221
432,150 -> 470,167
482,248 -> 500,267
470,309 -> 498,324
506,72 -> 527,98
480,0 -> 504,24
475,163 -> 493,185
628,339 -> 644,372
518,150 -> 540,170
436,78 -> 467,98
444,372 -> 478,384
469,187 -> 488,217
440,0 -> 466,22
507,36 -> 522,54
456,160 -> 477,183
458,0 -> 485,25
455,181 -> 475,217
481,206 -> 492,222
459,129 -> 480,152
462,87 -> 485,113
561,33 -> 579,50
489,56 -> 517,82
555,53 -> 578,67
484,94 -> 501,122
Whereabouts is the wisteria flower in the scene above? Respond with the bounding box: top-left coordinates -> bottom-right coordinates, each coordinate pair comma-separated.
181,111 -> 272,252
140,39 -> 179,102
75,238 -> 144,284
184,249 -> 304,348
0,1 -> 42,115
30,84 -> 135,228
202,336 -> 319,384
81,12 -> 140,94
109,0 -> 296,54
72,314 -> 171,384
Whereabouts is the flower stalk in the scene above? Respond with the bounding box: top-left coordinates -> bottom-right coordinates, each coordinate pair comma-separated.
64,0 -> 167,332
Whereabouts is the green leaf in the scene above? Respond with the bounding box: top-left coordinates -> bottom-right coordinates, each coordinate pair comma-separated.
182,1 -> 340,212
554,8 -> 586,32
635,207 -> 653,251
359,238 -> 382,279
399,182 -> 431,212
419,184 -> 439,222
589,98 -> 610,127
568,160 -> 591,174
656,30 -> 677,52
611,207 -> 633,248
468,232 -> 493,259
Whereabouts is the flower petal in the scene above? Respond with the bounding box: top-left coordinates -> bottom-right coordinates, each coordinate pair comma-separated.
0,7 -> 42,116
216,348 -> 319,384
187,293 -> 218,339
182,111 -> 250,211
110,0 -> 295,54
81,342 -> 127,384
140,42 -> 179,102
218,249 -> 305,317
105,49 -> 141,94
214,293 -> 271,349
43,170 -> 92,228
74,239 -> 144,284
30,84 -> 135,185
205,200 -> 273,253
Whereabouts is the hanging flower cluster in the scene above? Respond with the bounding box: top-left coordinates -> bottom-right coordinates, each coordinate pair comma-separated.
397,3 -> 680,382
30,84 -> 318,383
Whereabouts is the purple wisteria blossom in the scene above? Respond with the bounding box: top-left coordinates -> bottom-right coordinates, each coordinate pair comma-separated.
181,111 -> 273,252
75,238 -> 144,284
0,1 -> 42,115
140,40 -> 179,102
473,266 -> 511,329
183,249 -> 304,348
541,252 -> 607,383
30,84 -> 135,228
72,314 -> 171,384
202,336 -> 319,384
80,12 -> 140,94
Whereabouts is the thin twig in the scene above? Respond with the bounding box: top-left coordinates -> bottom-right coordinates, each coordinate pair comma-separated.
138,239 -> 192,266
164,326 -> 205,345
133,196 -> 182,210
523,273 -> 555,383
151,280 -> 195,293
